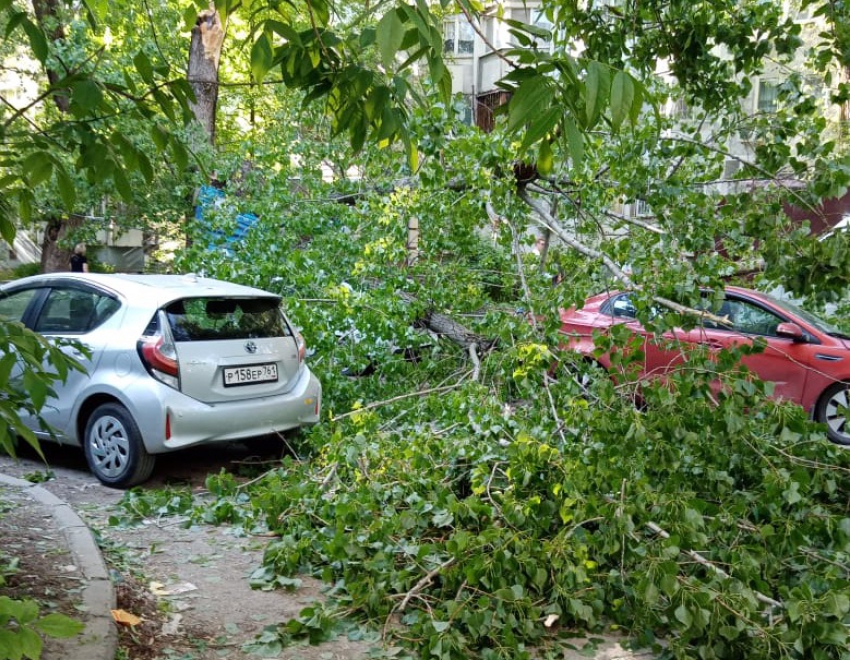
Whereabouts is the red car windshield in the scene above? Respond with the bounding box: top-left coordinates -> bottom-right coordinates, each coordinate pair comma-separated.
757,292 -> 845,337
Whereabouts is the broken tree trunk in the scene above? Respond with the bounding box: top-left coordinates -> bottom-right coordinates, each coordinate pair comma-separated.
187,4 -> 225,146
395,291 -> 494,350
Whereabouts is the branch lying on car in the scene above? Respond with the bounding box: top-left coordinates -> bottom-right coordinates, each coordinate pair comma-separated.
517,189 -> 733,327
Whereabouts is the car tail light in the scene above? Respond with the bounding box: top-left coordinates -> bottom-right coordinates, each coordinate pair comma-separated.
295,332 -> 306,363
138,321 -> 180,389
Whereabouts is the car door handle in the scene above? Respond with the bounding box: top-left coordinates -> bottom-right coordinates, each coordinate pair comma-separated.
701,340 -> 724,350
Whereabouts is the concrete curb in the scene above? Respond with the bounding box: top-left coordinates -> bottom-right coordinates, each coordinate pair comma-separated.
0,473 -> 117,660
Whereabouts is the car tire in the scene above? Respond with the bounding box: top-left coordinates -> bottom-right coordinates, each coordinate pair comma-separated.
83,403 -> 156,487
814,382 -> 850,446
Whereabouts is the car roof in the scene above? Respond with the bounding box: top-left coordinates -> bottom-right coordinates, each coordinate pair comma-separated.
1,273 -> 279,307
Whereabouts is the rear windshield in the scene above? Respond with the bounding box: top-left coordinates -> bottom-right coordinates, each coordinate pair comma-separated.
164,297 -> 292,341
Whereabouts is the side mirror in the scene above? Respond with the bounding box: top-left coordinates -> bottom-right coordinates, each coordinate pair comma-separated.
776,322 -> 806,342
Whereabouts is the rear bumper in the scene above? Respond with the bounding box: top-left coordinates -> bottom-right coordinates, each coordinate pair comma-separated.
135,367 -> 322,453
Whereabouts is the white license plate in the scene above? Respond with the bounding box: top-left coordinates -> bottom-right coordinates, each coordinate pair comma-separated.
223,363 -> 278,387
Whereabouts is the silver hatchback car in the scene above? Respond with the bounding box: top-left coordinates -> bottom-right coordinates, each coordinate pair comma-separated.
0,273 -> 322,487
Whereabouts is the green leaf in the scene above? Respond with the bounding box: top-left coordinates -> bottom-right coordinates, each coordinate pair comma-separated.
507,75 -> 553,133
150,124 -> 168,150
112,164 -> 133,202
11,599 -> 38,625
0,628 -> 23,660
610,71 -> 634,131
251,32 -> 274,83
21,18 -> 48,63
377,9 -> 405,71
55,164 -> 76,209
563,117 -> 584,168
18,626 -> 42,660
133,51 -> 154,84
674,604 -> 693,629
405,136 -> 419,172
137,151 -> 154,184
72,80 -> 103,112
22,371 -> 48,409
33,613 -> 85,638
585,61 -> 609,127
629,79 -> 644,124
170,135 -> 189,171
81,0 -> 108,21
537,140 -> 553,176
520,106 -> 560,151
825,592 -> 849,617
643,581 -> 659,605
364,86 -> 389,121
23,152 -> 53,187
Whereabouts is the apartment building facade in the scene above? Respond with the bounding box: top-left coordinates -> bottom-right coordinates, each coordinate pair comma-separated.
441,0 -> 849,228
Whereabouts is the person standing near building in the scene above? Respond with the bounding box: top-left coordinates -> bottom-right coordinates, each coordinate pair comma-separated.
70,244 -> 89,273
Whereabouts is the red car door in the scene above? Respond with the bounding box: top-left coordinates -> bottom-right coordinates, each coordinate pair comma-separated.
682,295 -> 812,403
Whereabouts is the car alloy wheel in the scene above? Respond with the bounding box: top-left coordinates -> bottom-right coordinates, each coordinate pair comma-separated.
815,382 -> 850,446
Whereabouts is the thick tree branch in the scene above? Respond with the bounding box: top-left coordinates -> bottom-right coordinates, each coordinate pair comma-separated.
518,189 -> 733,326
486,201 -> 536,325
602,210 -> 666,235
518,187 -> 637,288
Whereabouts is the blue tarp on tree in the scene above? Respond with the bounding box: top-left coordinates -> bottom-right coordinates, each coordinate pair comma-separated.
195,184 -> 260,253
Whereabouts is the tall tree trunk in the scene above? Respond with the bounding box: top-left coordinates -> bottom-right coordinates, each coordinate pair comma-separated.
31,0 -> 69,113
32,0 -> 72,271
187,4 -> 225,146
40,215 -> 83,273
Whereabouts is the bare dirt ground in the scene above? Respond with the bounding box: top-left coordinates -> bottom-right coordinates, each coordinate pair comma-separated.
0,443 -> 372,660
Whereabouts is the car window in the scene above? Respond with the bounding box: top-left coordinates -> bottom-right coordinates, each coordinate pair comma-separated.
165,297 -> 292,341
33,288 -> 120,334
704,298 -> 783,337
0,289 -> 39,322
603,294 -> 638,319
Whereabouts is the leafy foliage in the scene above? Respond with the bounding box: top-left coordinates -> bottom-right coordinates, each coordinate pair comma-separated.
0,323 -> 84,460
161,170 -> 850,658
0,596 -> 83,660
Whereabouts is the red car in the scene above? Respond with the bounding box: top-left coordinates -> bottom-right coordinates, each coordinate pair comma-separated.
559,286 -> 850,446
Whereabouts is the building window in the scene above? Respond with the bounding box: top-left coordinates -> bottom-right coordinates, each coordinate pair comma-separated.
631,199 -> 651,217
757,80 -> 781,113
665,97 -> 692,120
444,16 -> 474,55
530,9 -> 553,46
484,15 -> 496,50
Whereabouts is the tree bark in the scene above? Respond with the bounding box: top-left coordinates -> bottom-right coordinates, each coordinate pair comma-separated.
40,215 -> 82,273
31,0 -> 70,113
32,0 -> 71,271
396,291 -> 494,350
187,4 -> 225,146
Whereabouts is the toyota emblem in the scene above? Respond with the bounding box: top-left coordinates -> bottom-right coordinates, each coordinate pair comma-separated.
245,341 -> 257,354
